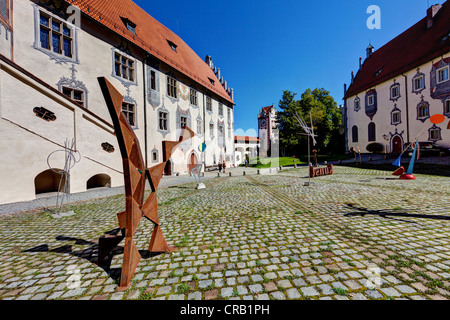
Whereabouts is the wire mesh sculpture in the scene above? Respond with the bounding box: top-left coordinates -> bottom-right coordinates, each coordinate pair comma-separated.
97,77 -> 195,290
294,111 -> 318,184
46,138 -> 81,215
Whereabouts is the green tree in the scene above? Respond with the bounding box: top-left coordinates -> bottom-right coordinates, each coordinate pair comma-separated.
277,88 -> 343,156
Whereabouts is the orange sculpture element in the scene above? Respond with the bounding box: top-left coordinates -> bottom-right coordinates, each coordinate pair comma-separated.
430,114 -> 445,125
97,77 -> 195,291
392,166 -> 405,176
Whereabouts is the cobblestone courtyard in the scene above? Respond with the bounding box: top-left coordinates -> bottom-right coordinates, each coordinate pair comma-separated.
0,166 -> 449,301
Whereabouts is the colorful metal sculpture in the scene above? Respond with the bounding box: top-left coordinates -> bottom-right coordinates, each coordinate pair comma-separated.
97,77 -> 195,291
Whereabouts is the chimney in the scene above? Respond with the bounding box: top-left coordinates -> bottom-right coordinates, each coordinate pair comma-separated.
344,83 -> 347,95
351,71 -> 354,83
230,88 -> 234,101
359,57 -> 362,70
224,80 -> 227,91
205,55 -> 213,69
217,68 -> 221,80
427,4 -> 442,29
366,44 -> 374,58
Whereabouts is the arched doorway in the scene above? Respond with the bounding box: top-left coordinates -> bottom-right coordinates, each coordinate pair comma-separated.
87,174 -> 111,189
164,159 -> 172,176
392,136 -> 403,153
188,152 -> 198,173
34,169 -> 67,195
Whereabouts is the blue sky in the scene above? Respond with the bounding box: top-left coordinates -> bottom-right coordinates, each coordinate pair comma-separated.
134,0 -> 446,136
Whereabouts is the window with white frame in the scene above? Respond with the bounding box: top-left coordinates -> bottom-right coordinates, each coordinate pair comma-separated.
114,52 -> 135,82
39,12 -> 73,58
430,127 -> 440,141
62,87 -> 85,107
159,111 -> 168,131
218,103 -> 223,116
418,104 -> 429,119
206,96 -> 212,112
437,66 -> 449,84
190,89 -> 198,106
367,94 -> 375,106
180,116 -> 188,129
445,99 -> 450,115
391,85 -> 400,100
122,102 -> 136,126
414,76 -> 424,91
167,76 -> 177,98
392,111 -> 401,125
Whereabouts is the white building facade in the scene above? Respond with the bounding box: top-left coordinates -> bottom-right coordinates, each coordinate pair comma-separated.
0,0 -> 235,204
344,3 -> 450,154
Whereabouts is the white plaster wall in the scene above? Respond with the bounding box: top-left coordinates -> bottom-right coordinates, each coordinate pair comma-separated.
346,52 -> 450,153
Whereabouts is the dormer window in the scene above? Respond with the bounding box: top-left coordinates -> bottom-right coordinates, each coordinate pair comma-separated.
121,17 -> 136,35
375,67 -> 383,76
208,78 -> 215,85
167,40 -> 177,52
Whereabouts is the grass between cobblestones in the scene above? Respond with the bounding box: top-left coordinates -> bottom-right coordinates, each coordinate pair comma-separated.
0,166 -> 449,301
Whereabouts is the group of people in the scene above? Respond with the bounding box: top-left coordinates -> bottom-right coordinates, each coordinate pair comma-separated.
218,160 -> 227,173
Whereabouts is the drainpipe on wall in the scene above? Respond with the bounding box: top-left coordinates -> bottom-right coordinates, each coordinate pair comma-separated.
203,92 -> 207,173
142,54 -> 150,167
402,74 -> 410,145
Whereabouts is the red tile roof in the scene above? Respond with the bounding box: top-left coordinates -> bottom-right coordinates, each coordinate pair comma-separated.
344,1 -> 450,99
235,136 -> 260,142
66,0 -> 234,105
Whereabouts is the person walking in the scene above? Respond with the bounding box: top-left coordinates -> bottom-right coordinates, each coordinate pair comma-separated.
218,161 -> 222,173
223,161 -> 226,174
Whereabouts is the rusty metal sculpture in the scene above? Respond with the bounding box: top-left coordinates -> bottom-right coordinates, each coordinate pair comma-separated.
97,77 -> 195,291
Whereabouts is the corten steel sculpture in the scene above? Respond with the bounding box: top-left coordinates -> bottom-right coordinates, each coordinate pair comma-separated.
97,77 -> 195,291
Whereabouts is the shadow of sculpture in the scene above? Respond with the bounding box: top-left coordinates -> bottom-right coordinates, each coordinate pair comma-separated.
23,229 -> 163,284
343,203 -> 450,224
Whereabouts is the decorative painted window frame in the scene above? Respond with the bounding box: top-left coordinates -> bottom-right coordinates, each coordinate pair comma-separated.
196,114 -> 203,136
111,48 -> 138,87
217,120 -> 225,148
430,58 -> 450,100
437,65 -> 449,84
190,87 -> 199,109
166,73 -> 179,103
412,69 -> 426,95
33,4 -> 79,65
209,119 -> 215,140
444,98 -> 450,117
147,66 -> 161,108
390,105 -> 402,126
389,80 -> 401,102
156,101 -> 170,138
206,96 -> 213,115
428,124 -> 442,142
123,95 -> 138,130
56,64 -> 88,108
416,96 -> 430,123
354,97 -> 361,112
365,89 -> 377,120
151,147 -> 159,163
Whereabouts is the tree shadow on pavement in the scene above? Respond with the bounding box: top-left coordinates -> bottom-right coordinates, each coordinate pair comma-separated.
343,203 -> 450,224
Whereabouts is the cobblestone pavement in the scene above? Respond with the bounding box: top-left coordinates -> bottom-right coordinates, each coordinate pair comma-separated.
0,166 -> 449,300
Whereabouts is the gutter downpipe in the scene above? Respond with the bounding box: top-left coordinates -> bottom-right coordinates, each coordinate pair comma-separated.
402,74 -> 410,145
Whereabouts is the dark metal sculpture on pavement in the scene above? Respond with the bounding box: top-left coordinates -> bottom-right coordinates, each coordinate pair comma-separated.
97,77 -> 195,291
